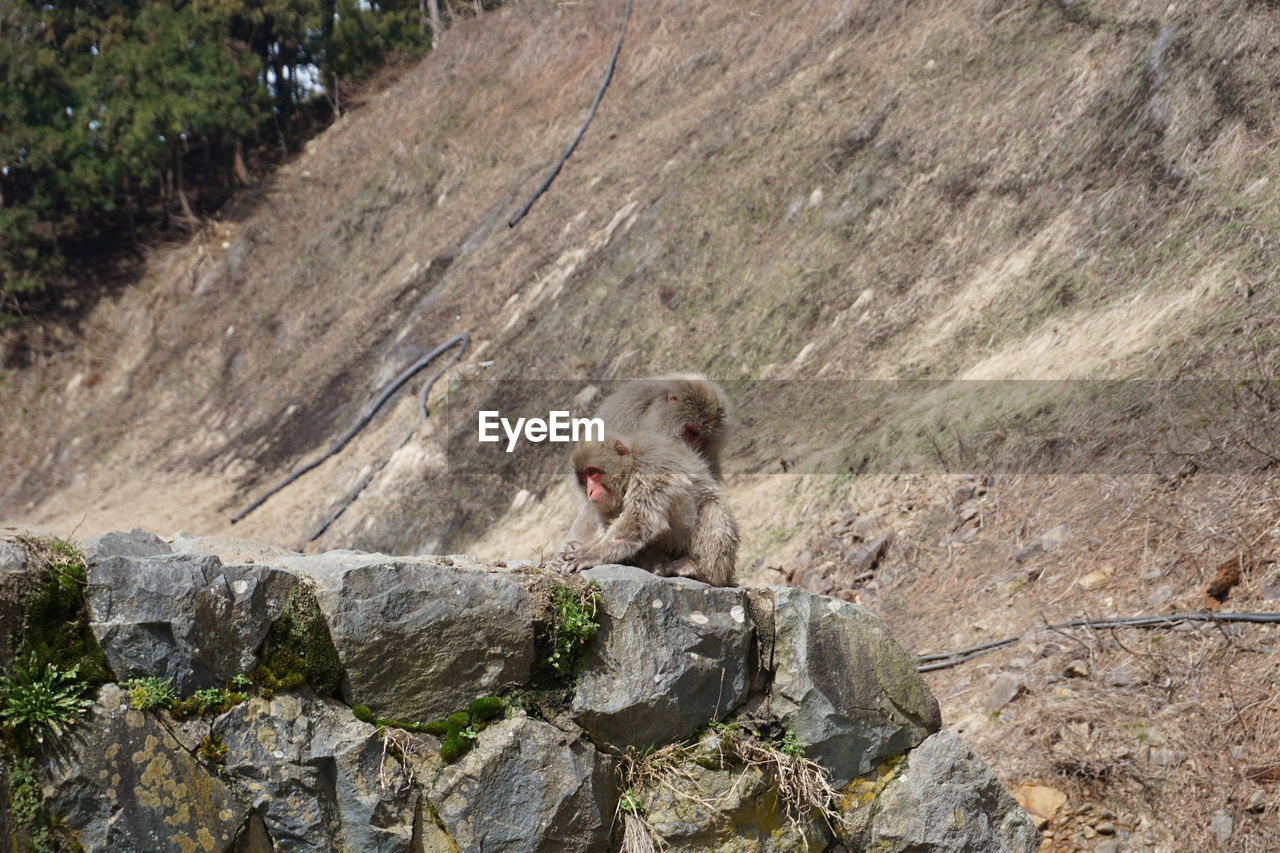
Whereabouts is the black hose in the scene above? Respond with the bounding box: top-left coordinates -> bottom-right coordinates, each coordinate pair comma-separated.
915,610 -> 1280,672
508,0 -> 632,228
231,332 -> 470,524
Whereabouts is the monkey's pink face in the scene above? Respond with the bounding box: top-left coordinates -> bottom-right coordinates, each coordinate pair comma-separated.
579,467 -> 608,504
682,422 -> 704,448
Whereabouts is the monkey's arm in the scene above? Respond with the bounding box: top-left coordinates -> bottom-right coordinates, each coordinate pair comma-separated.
559,493 -> 671,571
555,500 -> 606,558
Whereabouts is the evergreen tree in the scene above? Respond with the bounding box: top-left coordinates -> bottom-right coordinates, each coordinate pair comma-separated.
0,0 -> 441,323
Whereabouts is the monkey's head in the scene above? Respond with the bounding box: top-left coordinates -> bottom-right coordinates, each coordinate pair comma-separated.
661,377 -> 730,454
570,434 -> 636,516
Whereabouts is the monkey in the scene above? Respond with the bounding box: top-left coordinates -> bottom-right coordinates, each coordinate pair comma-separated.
552,432 -> 739,587
557,375 -> 731,554
594,375 -> 731,480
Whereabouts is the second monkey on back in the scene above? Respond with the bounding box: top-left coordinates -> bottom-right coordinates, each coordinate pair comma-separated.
556,375 -> 731,554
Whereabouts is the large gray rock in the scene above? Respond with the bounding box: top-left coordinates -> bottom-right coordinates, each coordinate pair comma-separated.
39,684 -> 245,852
87,552 -> 297,692
573,565 -> 753,749
864,730 -> 1039,851
214,690 -> 424,853
83,529 -> 173,562
302,554 -> 537,720
430,714 -> 612,853
768,586 -> 941,785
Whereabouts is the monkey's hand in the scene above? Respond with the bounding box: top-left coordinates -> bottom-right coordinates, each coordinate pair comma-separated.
550,541 -> 587,574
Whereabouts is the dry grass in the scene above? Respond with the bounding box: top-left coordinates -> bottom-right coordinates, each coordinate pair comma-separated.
613,725 -> 845,851
783,456 -> 1280,850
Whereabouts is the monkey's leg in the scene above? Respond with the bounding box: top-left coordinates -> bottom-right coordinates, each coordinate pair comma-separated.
691,498 -> 740,587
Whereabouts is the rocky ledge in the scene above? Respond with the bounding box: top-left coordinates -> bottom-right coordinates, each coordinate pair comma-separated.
0,530 -> 1036,852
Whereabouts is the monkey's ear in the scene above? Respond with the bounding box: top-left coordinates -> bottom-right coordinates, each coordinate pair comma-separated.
613,439 -> 631,456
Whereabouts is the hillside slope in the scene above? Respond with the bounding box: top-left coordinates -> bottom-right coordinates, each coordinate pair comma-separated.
3,0 -> 1280,847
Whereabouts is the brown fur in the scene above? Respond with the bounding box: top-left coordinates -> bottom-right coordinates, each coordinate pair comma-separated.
554,432 -> 739,587
559,375 -> 731,552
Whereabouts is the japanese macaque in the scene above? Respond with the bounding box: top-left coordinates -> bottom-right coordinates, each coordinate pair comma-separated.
558,375 -> 731,552
553,433 -> 739,587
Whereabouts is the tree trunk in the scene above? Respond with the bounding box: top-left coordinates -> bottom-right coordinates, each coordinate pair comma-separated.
173,140 -> 197,227
427,0 -> 442,41
233,139 -> 254,186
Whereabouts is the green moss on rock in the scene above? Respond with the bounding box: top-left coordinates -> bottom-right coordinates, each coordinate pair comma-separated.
17,539 -> 111,686
466,696 -> 505,722
254,583 -> 341,696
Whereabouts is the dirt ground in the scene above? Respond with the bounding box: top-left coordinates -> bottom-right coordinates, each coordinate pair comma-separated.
3,0 -> 1280,847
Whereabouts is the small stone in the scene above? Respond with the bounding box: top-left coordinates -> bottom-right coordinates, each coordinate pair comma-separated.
1098,821 -> 1116,834
1012,784 -> 1067,829
1065,721 -> 1092,739
1106,663 -> 1140,687
1083,826 -> 1097,839
1078,570 -> 1111,590
1064,660 -> 1090,678
1260,584 -> 1280,600
1147,747 -> 1185,769
1095,840 -> 1122,853
1146,586 -> 1174,606
1014,525 -> 1068,561
1099,807 -> 1115,819
1210,810 -> 1233,843
984,673 -> 1027,711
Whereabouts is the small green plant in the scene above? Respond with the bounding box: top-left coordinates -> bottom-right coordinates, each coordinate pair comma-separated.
543,583 -> 602,678
0,652 -> 94,750
779,729 -> 806,761
173,686 -> 247,718
618,788 -> 644,816
196,734 -> 228,765
122,676 -> 177,711
7,757 -> 54,848
229,674 -> 253,690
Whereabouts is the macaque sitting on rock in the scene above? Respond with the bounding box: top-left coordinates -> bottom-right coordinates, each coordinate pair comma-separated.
558,375 -> 732,555
553,432 -> 738,587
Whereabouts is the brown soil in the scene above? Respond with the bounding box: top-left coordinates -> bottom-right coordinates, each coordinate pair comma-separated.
3,0 -> 1280,848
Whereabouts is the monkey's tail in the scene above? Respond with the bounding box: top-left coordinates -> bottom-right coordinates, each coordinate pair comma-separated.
230,332 -> 470,524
